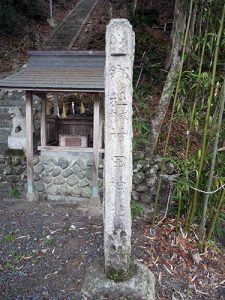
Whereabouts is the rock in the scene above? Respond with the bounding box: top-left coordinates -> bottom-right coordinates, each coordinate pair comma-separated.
4,166 -> 12,175
67,185 -> 81,196
77,159 -> 86,171
0,175 -> 5,182
99,187 -> 104,199
51,167 -> 61,177
135,184 -> 148,192
45,164 -> 54,173
133,161 -> 144,173
87,159 -> 94,167
133,172 -> 145,184
133,151 -> 145,161
14,166 -> 23,175
85,168 -> 93,181
33,157 -> 39,166
51,159 -> 58,166
34,174 -> 40,181
73,165 -> 85,179
35,181 -> 45,192
81,186 -> 92,198
142,161 -> 152,173
5,156 -> 12,165
140,193 -> 153,205
145,165 -> 159,177
58,158 -> 69,169
53,176 -> 65,185
0,182 -> 10,192
41,174 -> 52,184
81,258 -> 155,300
61,168 -> 73,178
12,157 -> 21,166
67,175 -> 79,186
34,163 -> 44,175
7,175 -> 19,183
98,168 -> 103,179
98,179 -> 103,187
79,178 -> 89,187
150,184 -> 157,196
0,154 -> 5,164
46,184 -> 58,194
165,162 -> 175,175
146,176 -> 157,187
58,184 -> 67,194
131,191 -> 140,201
69,160 -> 76,168
39,157 -> 49,165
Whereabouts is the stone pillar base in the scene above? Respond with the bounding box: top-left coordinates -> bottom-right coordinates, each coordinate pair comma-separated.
81,258 -> 155,300
27,192 -> 39,202
90,195 -> 101,206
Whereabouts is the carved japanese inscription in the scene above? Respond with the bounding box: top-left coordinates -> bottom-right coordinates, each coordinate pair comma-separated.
104,19 -> 135,276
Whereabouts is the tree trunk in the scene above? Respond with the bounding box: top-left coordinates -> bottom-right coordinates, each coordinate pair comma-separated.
133,0 -> 138,16
146,0 -> 195,158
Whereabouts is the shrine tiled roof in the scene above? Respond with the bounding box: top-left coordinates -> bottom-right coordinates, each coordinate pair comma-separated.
0,51 -> 105,92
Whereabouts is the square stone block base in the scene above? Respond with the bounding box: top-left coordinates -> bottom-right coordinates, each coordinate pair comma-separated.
8,136 -> 26,150
81,258 -> 155,300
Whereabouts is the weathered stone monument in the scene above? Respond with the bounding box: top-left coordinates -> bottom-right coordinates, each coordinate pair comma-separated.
81,19 -> 155,299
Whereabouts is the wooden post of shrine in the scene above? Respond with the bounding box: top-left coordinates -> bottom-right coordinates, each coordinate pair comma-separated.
26,91 -> 38,201
92,93 -> 101,203
41,93 -> 47,147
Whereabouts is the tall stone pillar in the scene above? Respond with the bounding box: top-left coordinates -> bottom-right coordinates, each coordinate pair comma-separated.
104,18 -> 135,276
81,19 -> 155,300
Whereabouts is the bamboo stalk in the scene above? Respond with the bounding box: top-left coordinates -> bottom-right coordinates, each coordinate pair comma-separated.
207,188 -> 225,240
187,4 -> 225,231
198,80 -> 225,247
184,11 -> 210,230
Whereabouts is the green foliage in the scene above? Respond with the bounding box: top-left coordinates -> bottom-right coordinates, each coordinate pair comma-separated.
10,187 -> 21,199
3,233 -> 16,242
132,8 -> 159,27
0,0 -> 48,34
131,201 -> 144,218
107,266 -> 134,282
133,118 -> 149,146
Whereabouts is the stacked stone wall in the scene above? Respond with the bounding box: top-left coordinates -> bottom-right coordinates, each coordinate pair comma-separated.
132,152 -> 175,205
0,151 -> 27,199
33,155 -> 104,201
0,149 -> 174,204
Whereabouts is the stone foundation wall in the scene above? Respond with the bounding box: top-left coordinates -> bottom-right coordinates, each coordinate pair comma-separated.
0,149 -> 174,204
132,152 -> 174,205
0,151 -> 27,199
33,154 -> 104,201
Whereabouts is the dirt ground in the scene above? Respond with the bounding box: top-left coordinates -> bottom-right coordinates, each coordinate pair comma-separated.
0,199 -> 224,300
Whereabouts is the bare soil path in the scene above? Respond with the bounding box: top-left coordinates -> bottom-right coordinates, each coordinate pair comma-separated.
0,199 -> 224,300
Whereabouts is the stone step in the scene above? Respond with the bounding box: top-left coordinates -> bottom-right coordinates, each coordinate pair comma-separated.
43,0 -> 98,50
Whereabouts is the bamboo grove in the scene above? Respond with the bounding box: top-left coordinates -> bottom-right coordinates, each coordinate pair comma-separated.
153,0 -> 225,248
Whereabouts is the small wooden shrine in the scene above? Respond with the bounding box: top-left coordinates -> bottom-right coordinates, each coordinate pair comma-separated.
0,51 -> 105,201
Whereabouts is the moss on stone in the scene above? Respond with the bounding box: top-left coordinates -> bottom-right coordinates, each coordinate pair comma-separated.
107,264 -> 135,282
5,149 -> 25,158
